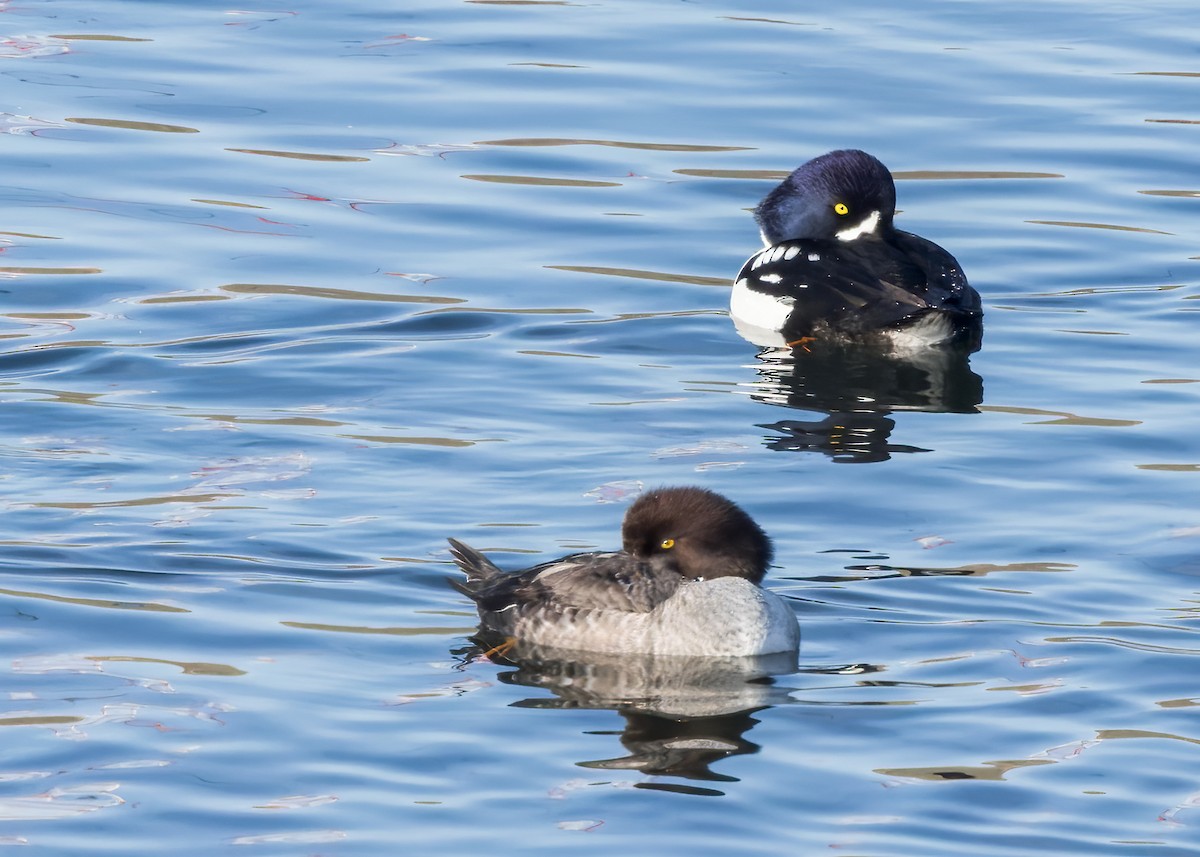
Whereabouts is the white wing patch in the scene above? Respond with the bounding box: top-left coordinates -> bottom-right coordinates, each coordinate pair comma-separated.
750,243 -> 803,270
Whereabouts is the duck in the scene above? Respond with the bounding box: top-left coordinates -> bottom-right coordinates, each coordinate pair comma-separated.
448,486 -> 799,657
730,149 -> 982,350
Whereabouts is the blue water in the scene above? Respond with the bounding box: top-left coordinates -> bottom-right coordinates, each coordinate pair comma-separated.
2,0 -> 1199,853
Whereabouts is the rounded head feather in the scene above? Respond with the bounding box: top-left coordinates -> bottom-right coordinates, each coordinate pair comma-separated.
621,486 -> 773,583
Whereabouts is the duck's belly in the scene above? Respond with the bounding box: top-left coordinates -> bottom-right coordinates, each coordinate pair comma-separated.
883,311 -> 956,349
511,577 -> 800,657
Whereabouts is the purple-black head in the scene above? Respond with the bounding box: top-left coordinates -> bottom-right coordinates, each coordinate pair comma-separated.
754,149 -> 897,246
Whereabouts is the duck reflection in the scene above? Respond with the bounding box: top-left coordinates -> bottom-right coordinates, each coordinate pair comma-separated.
741,339 -> 983,461
458,639 -> 799,792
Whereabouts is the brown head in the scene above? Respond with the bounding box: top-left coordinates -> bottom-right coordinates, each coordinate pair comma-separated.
620,486 -> 774,583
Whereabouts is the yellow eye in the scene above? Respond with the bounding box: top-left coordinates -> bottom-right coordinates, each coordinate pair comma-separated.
834,202 -> 849,215
660,538 -> 675,550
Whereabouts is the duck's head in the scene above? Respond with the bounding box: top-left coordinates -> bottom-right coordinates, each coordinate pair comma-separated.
754,149 -> 896,246
621,486 -> 773,584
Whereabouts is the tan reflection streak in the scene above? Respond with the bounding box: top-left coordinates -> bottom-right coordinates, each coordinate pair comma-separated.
876,729 -> 1199,783
912,562 -> 1070,579
1145,119 -> 1200,124
980,405 -> 1140,427
6,312 -> 91,320
508,62 -> 584,68
1158,698 -> 1200,708
220,283 -> 464,303
1096,729 -> 1200,745
0,266 -> 101,275
517,350 -> 599,359
992,562 -> 1073,573
1044,636 -> 1200,655
33,492 -> 236,509
0,715 -> 85,727
461,174 -> 620,187
877,759 -> 1053,781
0,586 -> 189,613
1136,464 -> 1200,472
417,306 -> 591,315
721,16 -> 813,25
799,562 -> 1074,586
592,399 -> 681,406
547,265 -> 728,286
478,138 -> 750,152
339,435 -> 480,447
0,231 -> 61,239
198,414 -> 346,427
66,117 -> 198,134
191,198 -> 270,209
893,170 -> 1063,180
282,621 -> 474,635
1056,329 -> 1127,336
580,310 -> 740,323
51,34 -> 152,41
1025,284 -> 1182,296
674,169 -> 789,180
92,656 -> 245,676
1139,189 -> 1200,197
227,148 -> 370,163
139,294 -> 231,304
988,681 -> 1060,695
11,388 -> 105,406
1132,71 -> 1200,77
1028,220 -> 1173,235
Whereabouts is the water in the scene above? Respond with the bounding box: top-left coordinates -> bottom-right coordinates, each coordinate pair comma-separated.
2,0 -> 1199,852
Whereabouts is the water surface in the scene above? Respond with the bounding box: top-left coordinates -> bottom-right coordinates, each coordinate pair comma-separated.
2,0 -> 1199,853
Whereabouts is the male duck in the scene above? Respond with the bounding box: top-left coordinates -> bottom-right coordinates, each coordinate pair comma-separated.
731,149 -> 982,349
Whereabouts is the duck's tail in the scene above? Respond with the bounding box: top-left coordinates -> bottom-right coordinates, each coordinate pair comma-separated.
447,538 -> 503,594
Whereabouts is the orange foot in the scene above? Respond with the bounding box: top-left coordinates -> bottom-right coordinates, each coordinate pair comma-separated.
786,336 -> 815,352
481,637 -> 516,661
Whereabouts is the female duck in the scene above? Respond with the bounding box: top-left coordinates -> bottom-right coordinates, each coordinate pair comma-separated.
731,149 -> 982,349
449,486 -> 799,657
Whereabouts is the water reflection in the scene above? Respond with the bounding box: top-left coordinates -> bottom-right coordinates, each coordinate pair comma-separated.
459,641 -> 798,792
739,342 -> 983,461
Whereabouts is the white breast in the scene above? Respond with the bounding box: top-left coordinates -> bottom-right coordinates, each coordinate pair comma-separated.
730,276 -> 794,335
